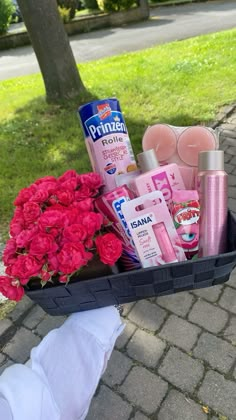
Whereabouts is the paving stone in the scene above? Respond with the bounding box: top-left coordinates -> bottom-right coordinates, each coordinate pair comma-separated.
86,385 -> 132,420
198,370 -> 236,419
133,411 -> 149,420
23,305 -> 46,329
228,174 -> 236,187
122,302 -> 136,317
115,321 -> 136,350
188,300 -> 228,333
102,350 -> 132,387
156,292 -> 194,317
223,316 -> 236,344
158,389 -> 207,420
0,353 -> 6,365
158,347 -> 204,393
233,365 -> 236,380
224,153 -> 233,163
225,146 -> 236,155
120,366 -> 168,415
128,300 -> 167,332
127,329 -> 166,368
225,163 -> 235,174
0,358 -> 13,375
219,286 -> 236,315
35,314 -> 66,337
228,186 -> 236,199
8,296 -> 34,322
229,197 -> 236,213
159,315 -> 200,352
193,332 -> 236,373
0,319 -> 13,336
226,269 -> 236,288
2,327 -> 40,363
192,285 -> 222,303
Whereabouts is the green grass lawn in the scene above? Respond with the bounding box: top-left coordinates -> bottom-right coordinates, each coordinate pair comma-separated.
0,29 -> 236,238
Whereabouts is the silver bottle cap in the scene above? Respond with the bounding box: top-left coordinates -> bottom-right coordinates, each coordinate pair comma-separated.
137,149 -> 160,173
198,150 -> 224,171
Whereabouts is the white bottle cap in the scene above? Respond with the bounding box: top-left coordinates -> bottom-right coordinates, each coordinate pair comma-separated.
198,150 -> 224,171
137,149 -> 160,173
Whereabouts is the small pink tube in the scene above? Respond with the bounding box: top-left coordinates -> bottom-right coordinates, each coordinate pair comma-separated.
153,222 -> 178,263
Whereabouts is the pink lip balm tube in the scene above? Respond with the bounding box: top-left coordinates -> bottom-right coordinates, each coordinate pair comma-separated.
153,222 -> 178,263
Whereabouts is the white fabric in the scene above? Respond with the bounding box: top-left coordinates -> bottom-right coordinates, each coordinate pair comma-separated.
0,306 -> 124,420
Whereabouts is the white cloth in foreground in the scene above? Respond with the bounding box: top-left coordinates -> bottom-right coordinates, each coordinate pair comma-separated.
0,306 -> 124,420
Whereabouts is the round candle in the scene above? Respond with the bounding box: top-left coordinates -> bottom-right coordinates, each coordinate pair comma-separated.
142,124 -> 177,162
177,126 -> 217,167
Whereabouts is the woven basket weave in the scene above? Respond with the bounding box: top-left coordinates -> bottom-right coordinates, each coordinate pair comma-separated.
25,210 -> 236,315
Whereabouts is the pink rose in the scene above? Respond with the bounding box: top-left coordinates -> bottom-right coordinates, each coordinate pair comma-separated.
0,276 -> 24,302
56,189 -> 75,206
84,238 -> 94,249
39,210 -> 66,232
40,270 -> 51,282
15,225 -> 39,249
95,233 -> 122,265
63,223 -> 87,243
58,169 -> 78,183
47,253 -> 59,273
23,202 -> 41,223
59,178 -> 78,192
3,239 -> 17,265
30,189 -> 49,204
75,185 -> 93,200
10,254 -> 43,284
59,274 -> 68,283
73,198 -> 94,213
30,233 -> 58,257
80,172 -> 103,189
37,181 -> 58,195
13,184 -> 37,206
9,208 -> 25,237
57,242 -> 93,274
35,176 -> 57,185
81,212 -> 103,236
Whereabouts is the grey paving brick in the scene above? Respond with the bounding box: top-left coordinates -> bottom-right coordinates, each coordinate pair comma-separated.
8,296 -> 34,322
128,300 -> 167,332
102,349 -> 132,387
35,315 -> 66,337
0,319 -> 13,336
225,163 -> 235,173
158,347 -> 204,393
120,366 -> 168,415
86,385 -> 132,420
223,316 -> 236,344
127,329 -> 166,368
0,353 -> 6,365
159,315 -> 200,352
226,146 -> 236,155
192,285 -> 222,303
133,411 -> 149,420
158,389 -> 207,420
229,197 -> 236,213
122,302 -> 136,317
156,292 -> 194,317
193,332 -> 236,373
115,321 -> 136,350
188,300 -> 228,333
226,269 -> 236,288
198,370 -> 236,419
23,305 -> 46,329
0,358 -> 13,375
2,327 -> 40,363
229,186 -> 236,199
228,174 -> 236,187
219,286 -> 236,315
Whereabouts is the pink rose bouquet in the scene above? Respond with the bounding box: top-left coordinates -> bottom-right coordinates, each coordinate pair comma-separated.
0,170 -> 122,301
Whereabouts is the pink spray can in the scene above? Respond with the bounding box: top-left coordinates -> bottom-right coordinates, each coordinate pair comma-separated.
95,185 -> 141,271
197,150 -> 228,257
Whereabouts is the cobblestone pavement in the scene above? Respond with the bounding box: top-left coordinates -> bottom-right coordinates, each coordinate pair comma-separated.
0,104 -> 236,419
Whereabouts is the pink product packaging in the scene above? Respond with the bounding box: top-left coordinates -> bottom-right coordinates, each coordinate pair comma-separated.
142,124 -> 219,190
134,149 -> 185,210
115,170 -> 141,194
78,98 -> 137,192
94,185 -> 141,271
121,191 -> 186,269
171,190 -> 200,260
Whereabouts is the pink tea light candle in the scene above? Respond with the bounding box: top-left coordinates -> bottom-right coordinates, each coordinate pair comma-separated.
142,123 -> 219,189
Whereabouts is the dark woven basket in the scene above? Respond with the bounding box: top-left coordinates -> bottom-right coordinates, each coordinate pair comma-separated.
25,210 -> 236,315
